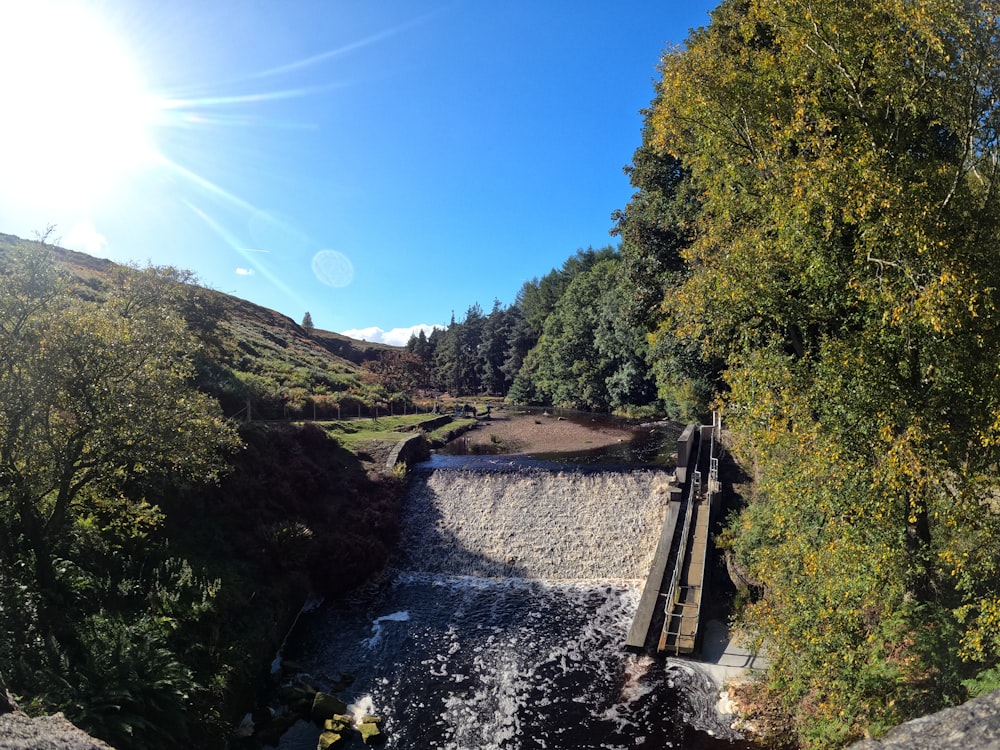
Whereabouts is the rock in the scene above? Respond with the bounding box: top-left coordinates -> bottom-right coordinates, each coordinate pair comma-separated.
0,711 -> 114,749
849,689 -> 1000,749
277,685 -> 315,717
324,715 -> 353,732
317,730 -> 343,749
279,659 -> 306,678
234,712 -> 255,738
311,692 -> 348,723
328,672 -> 355,691
359,720 -> 385,745
253,713 -> 301,747
360,715 -> 382,724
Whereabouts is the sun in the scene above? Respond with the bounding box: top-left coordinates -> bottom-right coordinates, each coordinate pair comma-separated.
0,2 -> 159,212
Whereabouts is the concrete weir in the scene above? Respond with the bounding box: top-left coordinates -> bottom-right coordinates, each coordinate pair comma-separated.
623,497 -> 681,649
399,467 -> 676,582
625,421 -> 713,656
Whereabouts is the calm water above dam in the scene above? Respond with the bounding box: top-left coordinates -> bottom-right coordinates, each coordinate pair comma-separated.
275,437 -> 751,749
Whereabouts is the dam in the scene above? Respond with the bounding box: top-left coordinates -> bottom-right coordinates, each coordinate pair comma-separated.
398,468 -> 676,581
277,427 -> 751,750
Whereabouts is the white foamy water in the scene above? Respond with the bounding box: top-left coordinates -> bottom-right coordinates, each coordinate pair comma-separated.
278,467 -> 745,750
398,468 -> 673,581
362,610 -> 411,649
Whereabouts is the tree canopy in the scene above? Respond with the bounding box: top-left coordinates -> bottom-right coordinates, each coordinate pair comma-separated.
623,0 -> 1000,743
0,245 -> 240,747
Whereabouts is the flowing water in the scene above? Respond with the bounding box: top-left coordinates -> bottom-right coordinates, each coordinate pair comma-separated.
276,461 -> 751,749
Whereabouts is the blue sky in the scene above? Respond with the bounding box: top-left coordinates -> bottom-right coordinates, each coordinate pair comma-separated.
0,1 -> 716,345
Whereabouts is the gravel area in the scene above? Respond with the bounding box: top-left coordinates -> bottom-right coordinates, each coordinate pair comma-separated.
457,412 -> 635,455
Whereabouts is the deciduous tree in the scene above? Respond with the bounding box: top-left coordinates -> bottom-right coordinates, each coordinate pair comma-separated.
0,245 -> 239,607
639,0 -> 1000,742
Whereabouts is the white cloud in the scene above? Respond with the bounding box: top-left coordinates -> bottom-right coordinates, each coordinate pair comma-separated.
341,323 -> 442,347
63,221 -> 108,256
235,267 -> 254,276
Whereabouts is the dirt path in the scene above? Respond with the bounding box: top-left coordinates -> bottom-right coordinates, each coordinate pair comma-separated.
455,411 -> 634,455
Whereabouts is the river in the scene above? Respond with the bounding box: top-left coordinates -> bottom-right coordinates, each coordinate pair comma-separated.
273,420 -> 754,749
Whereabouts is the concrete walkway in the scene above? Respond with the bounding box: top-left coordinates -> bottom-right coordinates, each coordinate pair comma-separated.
694,618 -> 769,689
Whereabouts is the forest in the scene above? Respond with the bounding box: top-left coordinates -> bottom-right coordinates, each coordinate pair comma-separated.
387,240 -> 715,422
3,1 -> 1000,748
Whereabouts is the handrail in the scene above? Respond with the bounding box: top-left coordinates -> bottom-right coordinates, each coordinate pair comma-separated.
663,424 -> 704,619
661,417 -> 723,656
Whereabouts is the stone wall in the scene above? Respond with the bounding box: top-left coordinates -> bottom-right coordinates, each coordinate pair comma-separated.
849,689 -> 1000,749
406,415 -> 453,432
385,434 -> 430,470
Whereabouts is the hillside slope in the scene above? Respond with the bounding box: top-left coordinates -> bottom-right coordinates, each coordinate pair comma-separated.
0,233 -> 397,418
0,233 -> 413,748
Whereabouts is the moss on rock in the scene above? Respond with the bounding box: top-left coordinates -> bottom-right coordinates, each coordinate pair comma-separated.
311,692 -> 348,723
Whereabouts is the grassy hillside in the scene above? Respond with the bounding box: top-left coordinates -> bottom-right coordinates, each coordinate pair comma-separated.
0,234 -> 421,748
0,233 -> 397,420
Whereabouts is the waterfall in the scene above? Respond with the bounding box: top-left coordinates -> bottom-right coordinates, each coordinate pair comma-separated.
397,468 -> 674,581
278,464 -> 748,749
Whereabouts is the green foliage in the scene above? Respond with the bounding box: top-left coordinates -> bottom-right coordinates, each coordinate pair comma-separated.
963,666 -> 1000,699
625,0 -> 1000,744
0,243 -> 247,747
516,258 -> 618,409
511,253 -> 659,412
0,247 -> 239,591
25,616 -> 196,750
517,246 -> 616,337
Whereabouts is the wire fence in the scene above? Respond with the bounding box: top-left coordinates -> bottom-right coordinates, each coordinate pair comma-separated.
225,399 -> 441,423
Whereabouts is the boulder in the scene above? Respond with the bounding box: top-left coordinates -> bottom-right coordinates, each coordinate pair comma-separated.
317,730 -> 343,749
358,720 -> 385,745
0,712 -> 114,749
324,715 -> 353,733
311,692 -> 348,723
849,689 -> 1000,749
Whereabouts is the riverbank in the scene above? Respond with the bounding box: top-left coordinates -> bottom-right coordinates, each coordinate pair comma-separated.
455,410 -> 636,454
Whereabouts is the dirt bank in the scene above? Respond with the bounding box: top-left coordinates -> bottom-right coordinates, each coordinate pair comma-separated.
455,411 -> 634,455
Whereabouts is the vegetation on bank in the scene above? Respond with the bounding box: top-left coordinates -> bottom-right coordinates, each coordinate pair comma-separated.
0,242 -> 408,748
608,1 -> 1000,746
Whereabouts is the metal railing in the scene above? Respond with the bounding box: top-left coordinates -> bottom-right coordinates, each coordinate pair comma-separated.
661,414 -> 722,656
662,423 -> 704,621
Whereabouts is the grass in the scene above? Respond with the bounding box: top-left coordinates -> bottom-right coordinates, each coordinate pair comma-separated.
315,413 -> 479,454
319,414 -> 446,452
426,418 -> 476,445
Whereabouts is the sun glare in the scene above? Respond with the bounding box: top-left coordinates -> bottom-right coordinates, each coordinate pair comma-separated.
0,2 -> 158,211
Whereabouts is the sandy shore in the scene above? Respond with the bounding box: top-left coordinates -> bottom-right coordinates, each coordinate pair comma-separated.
455,411 -> 634,455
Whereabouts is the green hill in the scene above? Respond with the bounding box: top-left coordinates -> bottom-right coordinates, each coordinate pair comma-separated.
0,234 -> 414,749
0,232 -> 398,420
